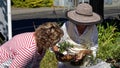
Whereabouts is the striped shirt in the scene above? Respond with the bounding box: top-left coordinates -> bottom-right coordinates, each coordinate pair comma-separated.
0,32 -> 45,68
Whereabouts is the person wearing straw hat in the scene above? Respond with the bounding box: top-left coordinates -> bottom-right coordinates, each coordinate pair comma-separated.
52,3 -> 102,68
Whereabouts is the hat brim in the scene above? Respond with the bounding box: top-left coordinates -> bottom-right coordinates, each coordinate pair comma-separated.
66,10 -> 102,25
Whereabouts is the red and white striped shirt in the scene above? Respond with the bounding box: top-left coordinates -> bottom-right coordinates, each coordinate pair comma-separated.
0,32 -> 45,68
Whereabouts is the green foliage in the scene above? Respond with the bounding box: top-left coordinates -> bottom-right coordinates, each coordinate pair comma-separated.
12,0 -> 53,8
97,23 -> 120,61
58,41 -> 74,53
12,0 -> 26,8
98,23 -> 117,46
40,50 -> 58,68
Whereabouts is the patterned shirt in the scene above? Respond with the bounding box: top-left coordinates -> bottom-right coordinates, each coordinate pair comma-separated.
0,32 -> 45,68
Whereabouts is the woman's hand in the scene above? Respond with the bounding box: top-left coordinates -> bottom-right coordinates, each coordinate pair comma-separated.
75,50 -> 92,61
52,46 -> 74,62
52,46 -> 64,61
52,46 -> 59,52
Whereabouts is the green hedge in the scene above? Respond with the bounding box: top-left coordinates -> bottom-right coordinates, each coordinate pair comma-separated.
97,23 -> 120,61
12,0 -> 53,8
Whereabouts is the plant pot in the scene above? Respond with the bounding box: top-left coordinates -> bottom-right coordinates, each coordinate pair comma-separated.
106,58 -> 120,68
55,52 -> 74,62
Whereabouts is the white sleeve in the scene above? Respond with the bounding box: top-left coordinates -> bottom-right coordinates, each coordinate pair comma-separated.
90,44 -> 98,57
90,25 -> 98,57
56,22 -> 68,47
93,25 -> 98,45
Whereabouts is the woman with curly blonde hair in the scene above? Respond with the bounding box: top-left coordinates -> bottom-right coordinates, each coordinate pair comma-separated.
0,22 -> 63,68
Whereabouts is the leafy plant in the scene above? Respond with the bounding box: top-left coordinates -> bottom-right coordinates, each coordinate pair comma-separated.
12,0 -> 53,8
58,41 -> 74,53
97,23 -> 120,61
40,50 -> 57,68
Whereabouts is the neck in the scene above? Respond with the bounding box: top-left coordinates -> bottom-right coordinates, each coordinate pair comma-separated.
37,47 -> 45,55
76,25 -> 87,35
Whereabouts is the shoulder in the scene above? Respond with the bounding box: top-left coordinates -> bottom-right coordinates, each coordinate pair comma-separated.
14,32 -> 34,37
13,32 -> 36,47
86,25 -> 97,30
60,21 -> 69,29
12,32 -> 34,41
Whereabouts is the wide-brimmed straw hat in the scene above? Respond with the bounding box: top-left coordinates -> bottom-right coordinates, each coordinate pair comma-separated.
66,3 -> 102,25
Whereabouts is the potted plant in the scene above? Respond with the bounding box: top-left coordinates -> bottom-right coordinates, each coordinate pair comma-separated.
56,41 -> 95,67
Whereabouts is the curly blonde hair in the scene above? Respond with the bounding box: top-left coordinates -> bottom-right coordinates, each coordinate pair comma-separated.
34,22 -> 63,51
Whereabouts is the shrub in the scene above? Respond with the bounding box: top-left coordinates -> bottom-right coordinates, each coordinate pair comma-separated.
12,0 -> 26,8
97,23 -> 120,61
12,0 -> 53,8
40,49 -> 58,68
